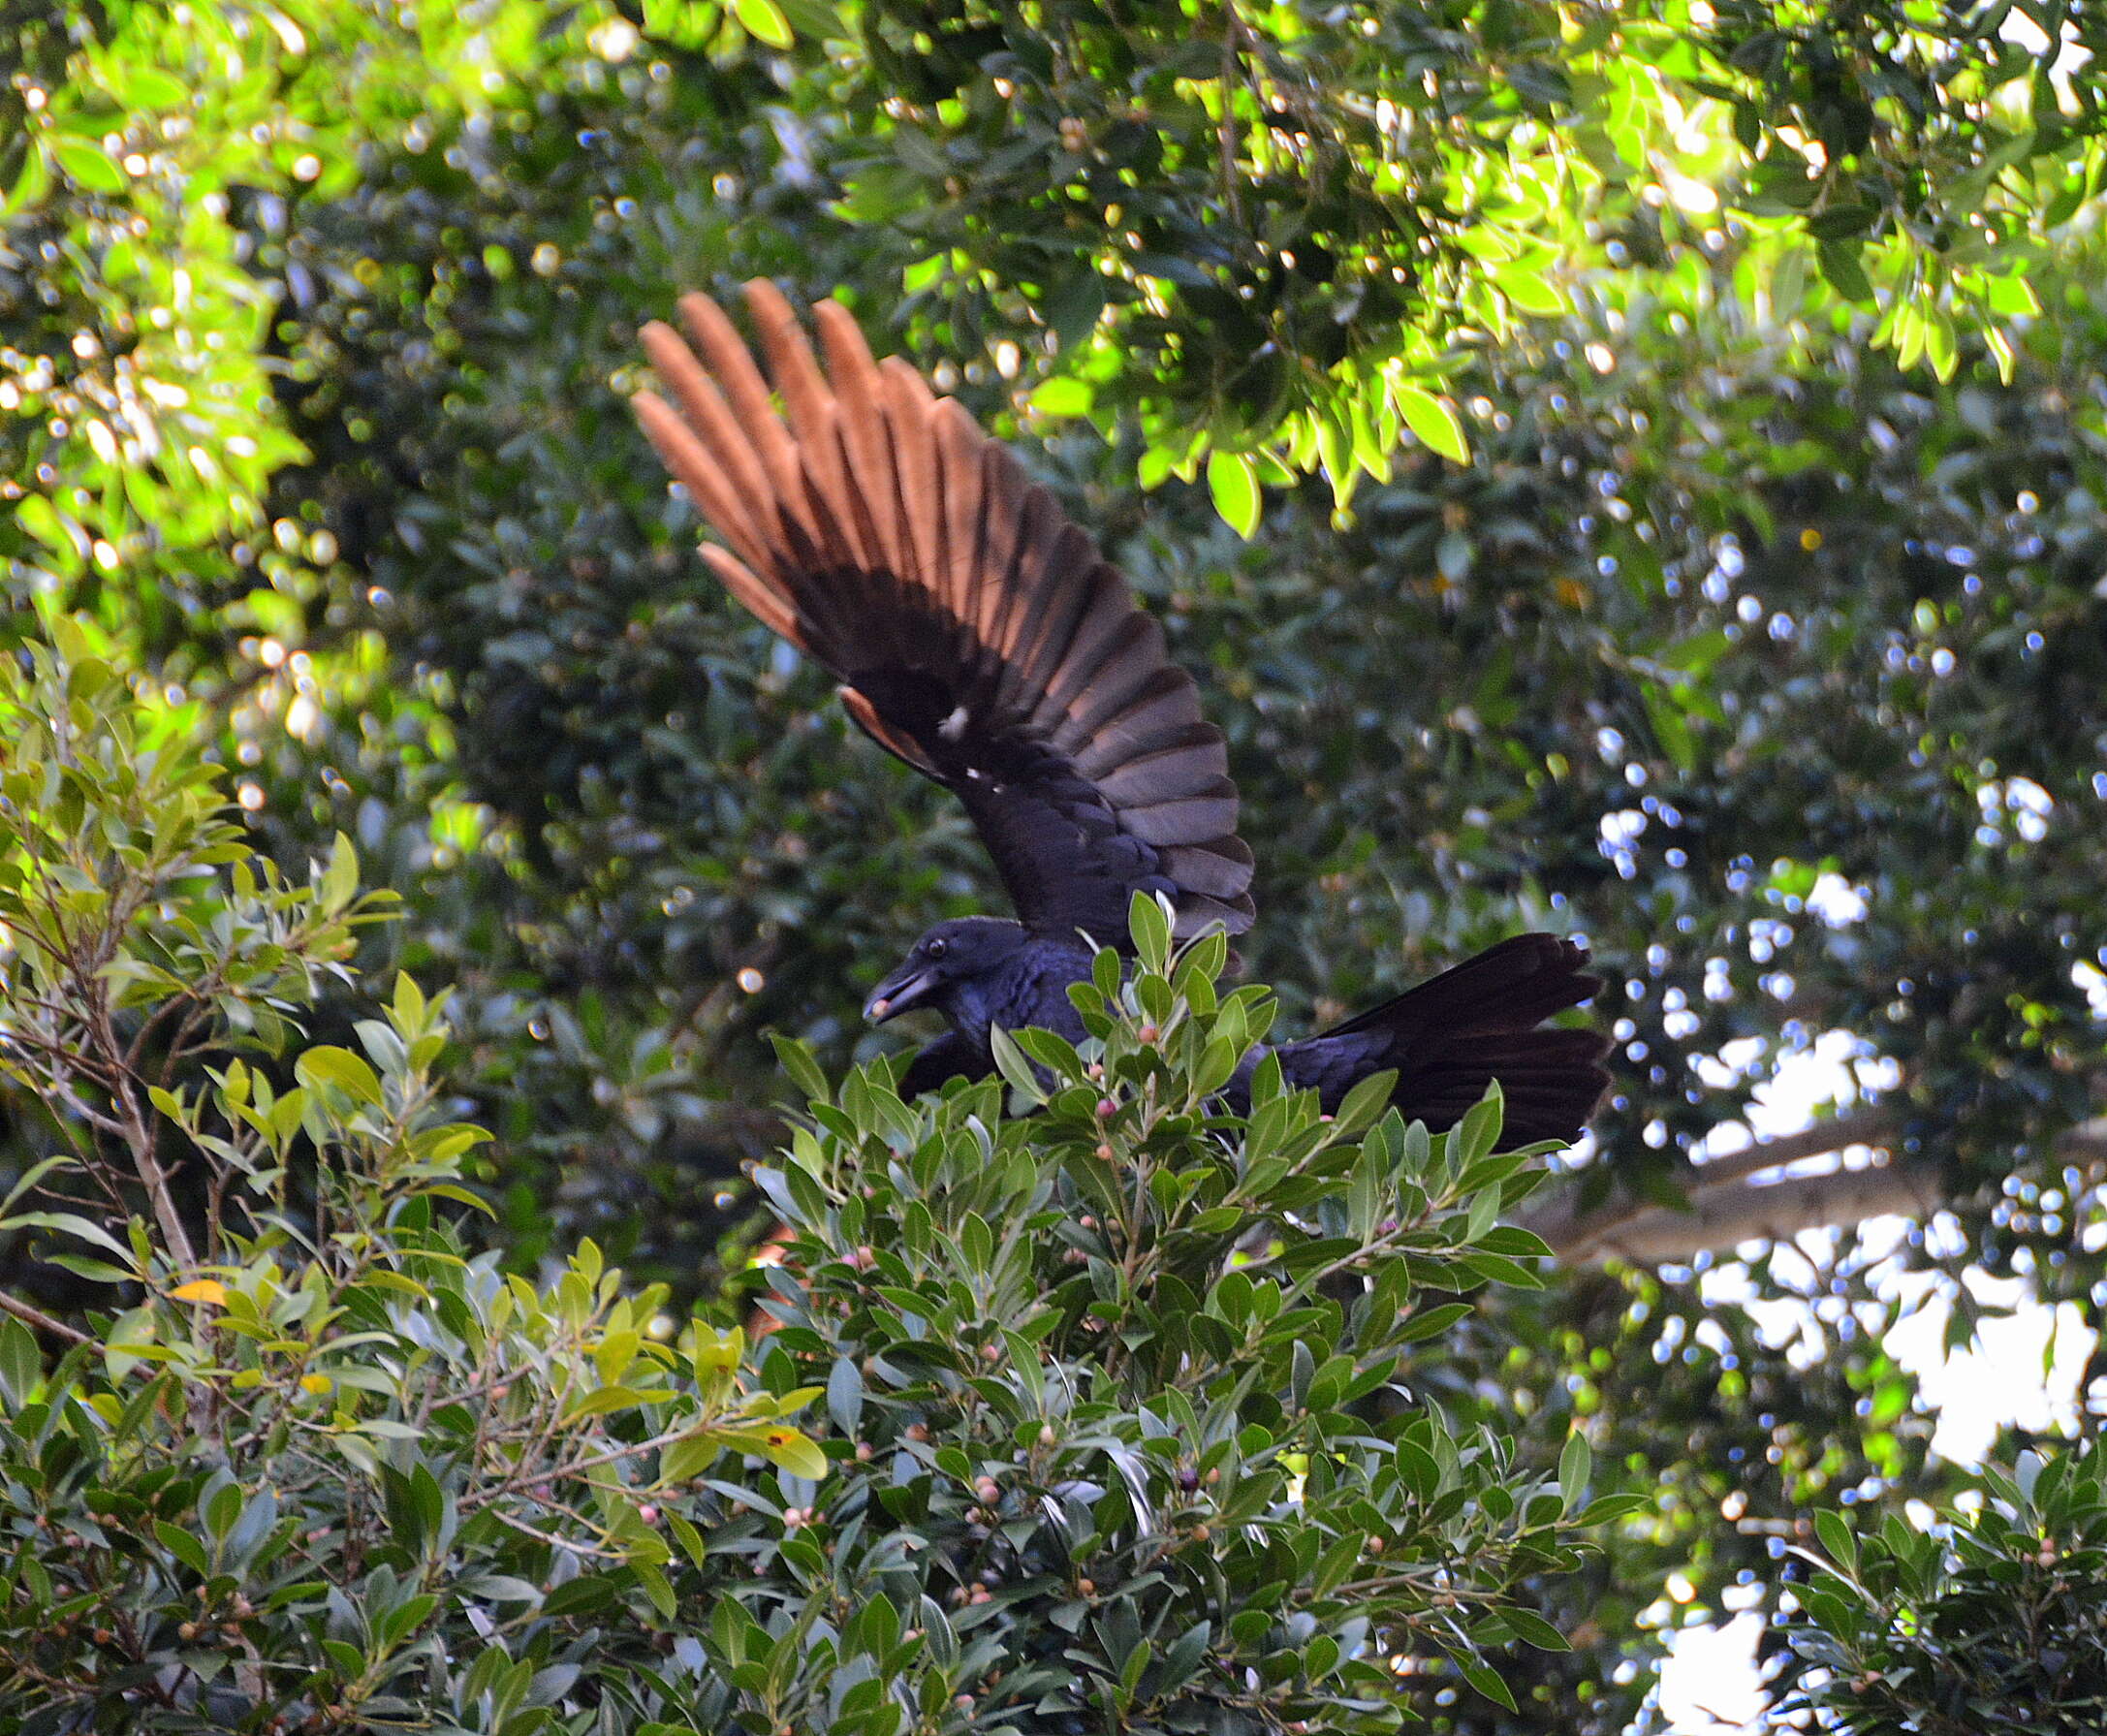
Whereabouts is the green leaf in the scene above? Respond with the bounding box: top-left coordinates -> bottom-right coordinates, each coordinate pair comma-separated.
776,0 -> 845,38
52,139 -> 127,194
987,1026 -> 1048,1105
1459,1249 -> 1544,1289
734,0 -> 794,47
1577,1492 -> 1652,1524
660,1436 -> 723,1486
392,970 -> 426,1030
564,1385 -> 659,1419
1457,1657 -> 1518,1712
1558,1429 -> 1592,1510
422,1183 -> 496,1216
665,1508 -> 709,1570
1454,1084 -> 1504,1167
826,1355 -> 865,1436
1127,890 -> 1173,973
1501,1606 -> 1572,1652
1817,239 -> 1874,303
1207,450 -> 1261,538
1494,264 -> 1565,315
319,832 -> 359,913
296,1046 -> 385,1106
1814,1507 -> 1857,1572
1394,383 -> 1469,464
1642,682 -> 1697,773
2,138 -> 50,218
770,1033 -> 832,1106
121,67 -> 190,110
154,1519 -> 213,1578
633,1560 -> 676,1619
14,493 -> 73,556
1982,270 -> 2040,317
1031,376 -> 1094,417
1044,272 -> 1108,346
0,1319 -> 40,1410
0,1155 -> 75,1216
4,1211 -> 139,1268
1397,1301 -> 1472,1343
1330,1068 -> 1396,1140
540,1574 -> 621,1619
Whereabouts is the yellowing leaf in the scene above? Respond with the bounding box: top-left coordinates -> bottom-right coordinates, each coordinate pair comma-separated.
170,1278 -> 227,1305
757,1425 -> 829,1480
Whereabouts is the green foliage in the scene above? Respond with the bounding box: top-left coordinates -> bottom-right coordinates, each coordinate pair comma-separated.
0,631 -> 1607,1730
0,625 -> 824,1729
1779,1439 -> 2107,1733
682,894 -> 1616,1733
8,2 -> 2107,1729
825,0 -> 2100,502
1,0 -> 335,631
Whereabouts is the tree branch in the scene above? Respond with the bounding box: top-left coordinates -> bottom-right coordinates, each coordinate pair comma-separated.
1528,1110 -> 2107,1266
0,1288 -> 92,1346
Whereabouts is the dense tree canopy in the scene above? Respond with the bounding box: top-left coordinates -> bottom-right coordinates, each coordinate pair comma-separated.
5,0 -> 2107,1727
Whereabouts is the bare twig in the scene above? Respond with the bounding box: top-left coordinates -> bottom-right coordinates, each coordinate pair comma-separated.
0,1288 -> 92,1345
92,996 -> 197,1270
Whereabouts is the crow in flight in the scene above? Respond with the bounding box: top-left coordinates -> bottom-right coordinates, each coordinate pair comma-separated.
632,284 -> 1609,1149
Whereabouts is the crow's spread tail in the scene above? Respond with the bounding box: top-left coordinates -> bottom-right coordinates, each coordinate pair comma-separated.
1279,933 -> 1610,1150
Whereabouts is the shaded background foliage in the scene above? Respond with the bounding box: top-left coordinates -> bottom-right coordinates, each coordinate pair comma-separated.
6,0 -> 2107,1727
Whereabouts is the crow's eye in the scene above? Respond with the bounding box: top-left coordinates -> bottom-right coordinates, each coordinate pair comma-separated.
926,936 -> 948,959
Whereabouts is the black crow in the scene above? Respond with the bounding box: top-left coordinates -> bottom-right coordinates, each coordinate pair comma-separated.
633,284 -> 1609,1149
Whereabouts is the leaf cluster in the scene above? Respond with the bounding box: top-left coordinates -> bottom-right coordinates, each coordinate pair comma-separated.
0,630 -> 1620,1733
1777,1439 -> 2107,1734
729,895 -> 1629,1732
0,626 -> 829,1731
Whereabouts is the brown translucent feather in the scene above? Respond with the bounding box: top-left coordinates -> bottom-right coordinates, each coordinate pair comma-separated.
880,360 -> 945,598
744,282 -> 875,575
636,326 -> 777,561
632,284 -> 1257,937
814,301 -> 912,584
631,389 -> 776,580
934,401 -> 989,627
676,293 -> 812,538
698,546 -> 802,647
839,684 -> 941,777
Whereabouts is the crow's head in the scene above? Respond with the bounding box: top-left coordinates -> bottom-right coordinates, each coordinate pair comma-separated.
864,918 -> 1027,1025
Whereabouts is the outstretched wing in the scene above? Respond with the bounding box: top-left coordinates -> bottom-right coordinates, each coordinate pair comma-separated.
631,281 -> 1255,940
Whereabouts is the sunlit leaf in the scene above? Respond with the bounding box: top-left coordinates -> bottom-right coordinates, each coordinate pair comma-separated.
1207,450 -> 1260,537
1394,384 -> 1469,465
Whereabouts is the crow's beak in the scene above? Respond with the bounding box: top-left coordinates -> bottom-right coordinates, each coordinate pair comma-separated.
865,963 -> 939,1025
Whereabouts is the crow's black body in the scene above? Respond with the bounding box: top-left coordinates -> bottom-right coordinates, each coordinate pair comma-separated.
635,286 -> 1610,1151
865,918 -> 1604,1149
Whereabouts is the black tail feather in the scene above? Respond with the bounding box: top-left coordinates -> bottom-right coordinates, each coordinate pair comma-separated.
1281,934 -> 1609,1150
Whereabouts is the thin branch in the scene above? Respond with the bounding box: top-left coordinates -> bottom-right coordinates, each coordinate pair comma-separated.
482,1506 -> 626,1560
1216,3 -> 1248,231
0,1288 -> 92,1345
